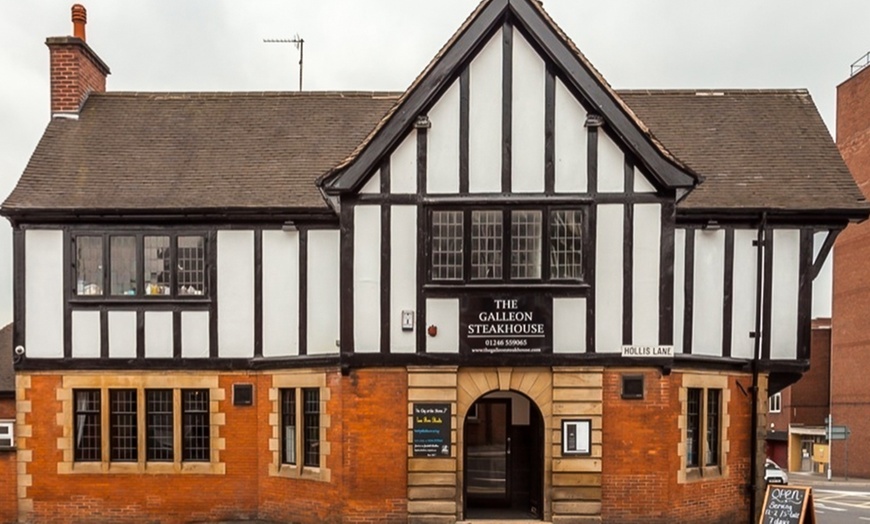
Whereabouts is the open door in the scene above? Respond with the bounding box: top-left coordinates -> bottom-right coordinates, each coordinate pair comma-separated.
464,393 -> 543,520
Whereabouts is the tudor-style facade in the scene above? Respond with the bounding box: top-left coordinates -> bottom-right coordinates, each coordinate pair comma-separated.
2,2 -> 866,524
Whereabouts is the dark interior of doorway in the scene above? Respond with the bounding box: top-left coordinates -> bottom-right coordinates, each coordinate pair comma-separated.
464,395 -> 543,520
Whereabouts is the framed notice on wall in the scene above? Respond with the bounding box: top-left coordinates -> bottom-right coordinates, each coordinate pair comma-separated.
562,419 -> 591,455
412,404 -> 452,458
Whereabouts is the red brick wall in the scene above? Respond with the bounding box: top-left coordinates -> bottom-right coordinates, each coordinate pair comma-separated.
18,369 -> 409,524
24,375 -> 261,524
48,41 -> 107,114
833,66 -> 870,479
790,325 -> 830,426
0,398 -> 15,524
602,370 -> 752,524
258,368 -> 408,524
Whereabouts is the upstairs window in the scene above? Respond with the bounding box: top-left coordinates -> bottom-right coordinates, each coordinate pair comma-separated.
73,233 -> 208,298
429,207 -> 585,284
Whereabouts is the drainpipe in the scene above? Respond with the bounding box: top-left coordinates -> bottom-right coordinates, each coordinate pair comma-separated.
749,212 -> 767,523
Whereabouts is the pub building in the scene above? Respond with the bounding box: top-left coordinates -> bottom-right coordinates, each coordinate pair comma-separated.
1,1 -> 866,523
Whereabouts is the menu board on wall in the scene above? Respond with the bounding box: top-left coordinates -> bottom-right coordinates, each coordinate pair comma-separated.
412,404 -> 452,458
460,295 -> 552,355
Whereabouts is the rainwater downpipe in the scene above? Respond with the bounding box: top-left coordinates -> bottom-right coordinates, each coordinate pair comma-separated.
749,212 -> 767,523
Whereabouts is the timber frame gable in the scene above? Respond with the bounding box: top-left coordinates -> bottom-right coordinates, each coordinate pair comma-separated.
319,0 -> 698,196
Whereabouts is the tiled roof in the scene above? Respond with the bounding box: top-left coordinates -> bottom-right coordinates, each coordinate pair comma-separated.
1,90 -> 864,216
620,89 -> 868,213
0,324 -> 12,393
2,92 -> 400,213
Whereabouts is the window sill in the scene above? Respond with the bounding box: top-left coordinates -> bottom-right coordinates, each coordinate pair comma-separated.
273,463 -> 329,483
64,460 -> 225,475
69,297 -> 212,307
684,465 -> 724,482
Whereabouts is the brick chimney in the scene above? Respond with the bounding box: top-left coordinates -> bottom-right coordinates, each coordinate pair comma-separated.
45,4 -> 110,116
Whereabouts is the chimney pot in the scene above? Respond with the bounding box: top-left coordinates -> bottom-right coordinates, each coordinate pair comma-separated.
71,4 -> 87,41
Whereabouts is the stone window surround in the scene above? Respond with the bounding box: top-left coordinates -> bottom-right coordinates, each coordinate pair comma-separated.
269,370 -> 331,483
57,373 -> 225,475
678,372 -> 731,483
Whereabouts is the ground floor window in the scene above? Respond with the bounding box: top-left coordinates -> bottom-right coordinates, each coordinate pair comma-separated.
271,373 -> 329,482
280,387 -> 320,469
680,374 -> 729,482
72,387 -> 211,466
74,389 -> 102,461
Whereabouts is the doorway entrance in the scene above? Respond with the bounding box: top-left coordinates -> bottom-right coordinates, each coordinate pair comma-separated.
463,392 -> 544,520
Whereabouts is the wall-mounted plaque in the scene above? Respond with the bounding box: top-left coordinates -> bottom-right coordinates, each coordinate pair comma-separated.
412,403 -> 452,458
460,295 -> 552,355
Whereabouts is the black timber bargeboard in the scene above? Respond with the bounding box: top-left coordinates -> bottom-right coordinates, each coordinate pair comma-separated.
322,0 -> 695,195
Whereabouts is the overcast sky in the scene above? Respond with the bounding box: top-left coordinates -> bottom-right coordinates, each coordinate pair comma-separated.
1,0 -> 867,326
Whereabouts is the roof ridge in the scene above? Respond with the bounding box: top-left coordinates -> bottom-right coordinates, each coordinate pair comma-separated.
90,91 -> 404,98
618,88 -> 811,95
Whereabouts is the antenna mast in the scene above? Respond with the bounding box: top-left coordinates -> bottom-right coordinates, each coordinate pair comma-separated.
264,34 -> 305,91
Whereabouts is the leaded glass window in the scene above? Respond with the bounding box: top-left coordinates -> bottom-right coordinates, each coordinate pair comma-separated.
182,389 -> 210,462
431,211 -> 464,280
471,210 -> 503,280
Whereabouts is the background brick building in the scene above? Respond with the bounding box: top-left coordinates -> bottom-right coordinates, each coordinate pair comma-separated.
833,57 -> 870,479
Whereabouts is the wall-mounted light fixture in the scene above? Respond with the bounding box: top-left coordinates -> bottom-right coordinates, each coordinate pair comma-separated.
282,221 -> 297,232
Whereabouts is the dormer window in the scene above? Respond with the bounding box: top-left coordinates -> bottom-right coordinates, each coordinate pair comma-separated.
429,207 -> 586,284
73,232 -> 208,299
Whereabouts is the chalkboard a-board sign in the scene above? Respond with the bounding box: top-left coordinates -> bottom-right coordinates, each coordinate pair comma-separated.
759,485 -> 815,524
412,403 -> 451,458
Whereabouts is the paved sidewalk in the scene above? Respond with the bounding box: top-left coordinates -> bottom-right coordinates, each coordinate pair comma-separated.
789,470 -> 870,490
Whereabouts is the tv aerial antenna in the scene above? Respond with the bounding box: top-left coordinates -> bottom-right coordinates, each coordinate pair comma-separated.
264,34 -> 305,91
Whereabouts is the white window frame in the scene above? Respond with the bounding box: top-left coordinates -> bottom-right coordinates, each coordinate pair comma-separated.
769,392 -> 782,414
0,420 -> 14,449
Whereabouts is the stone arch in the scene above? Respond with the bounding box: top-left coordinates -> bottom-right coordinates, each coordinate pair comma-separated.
457,367 -> 553,520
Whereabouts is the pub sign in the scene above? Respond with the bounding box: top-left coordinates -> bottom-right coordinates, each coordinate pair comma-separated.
460,295 -> 552,355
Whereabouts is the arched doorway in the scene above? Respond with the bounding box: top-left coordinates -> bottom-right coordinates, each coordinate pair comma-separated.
463,391 -> 544,520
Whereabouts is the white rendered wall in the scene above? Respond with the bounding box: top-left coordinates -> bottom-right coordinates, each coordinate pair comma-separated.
359,169 -> 380,194
771,230 -> 800,359
595,204 -> 623,353
553,297 -> 586,353
263,230 -> 299,357
554,78 -> 587,193
391,131 -> 417,194
633,204 -> 661,345
391,206 -> 417,353
307,230 -> 340,355
182,311 -> 210,358
427,80 -> 460,194
108,311 -> 136,358
469,29 -> 503,193
634,167 -> 657,193
597,131 -> 624,193
25,230 -> 64,358
692,229 -> 725,356
218,230 -> 254,358
426,298 -> 459,353
144,311 -> 173,358
354,206 -> 381,353
673,229 -> 686,353
71,310 -> 100,358
511,28 -> 545,193
732,230 -> 758,359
